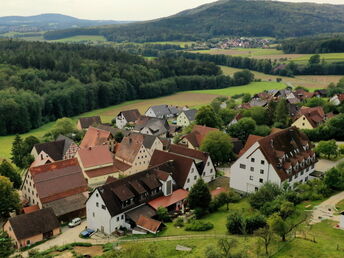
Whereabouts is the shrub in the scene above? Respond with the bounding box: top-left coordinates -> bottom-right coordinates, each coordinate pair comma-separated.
174,217 -> 184,227
185,220 -> 214,231
194,207 -> 208,219
245,214 -> 267,234
226,211 -> 245,234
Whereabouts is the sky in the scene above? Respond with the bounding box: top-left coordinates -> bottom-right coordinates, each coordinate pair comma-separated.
0,0 -> 343,21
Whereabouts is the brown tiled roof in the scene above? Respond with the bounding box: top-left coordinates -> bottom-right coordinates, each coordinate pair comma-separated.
78,116 -> 101,129
115,134 -> 144,164
210,187 -> 227,198
118,109 -> 141,122
134,116 -> 169,136
80,127 -> 111,149
77,145 -> 113,169
23,205 -> 39,214
136,215 -> 161,234
84,163 -> 120,178
153,169 -> 171,181
238,135 -> 263,157
149,150 -> 194,188
8,208 -> 59,240
182,125 -> 219,148
29,158 -> 88,204
337,93 -> 344,102
105,176 -> 118,184
148,189 -> 188,210
169,144 -> 209,163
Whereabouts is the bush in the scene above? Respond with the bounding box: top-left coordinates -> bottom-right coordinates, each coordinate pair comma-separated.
174,217 -> 184,227
185,220 -> 214,231
194,207 -> 208,219
245,214 -> 267,234
226,211 -> 244,234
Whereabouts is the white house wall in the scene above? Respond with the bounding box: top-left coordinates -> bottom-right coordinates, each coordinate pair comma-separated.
202,156 -> 216,183
183,162 -> 200,191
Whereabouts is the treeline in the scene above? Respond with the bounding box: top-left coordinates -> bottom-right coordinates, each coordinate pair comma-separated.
0,40 -> 228,135
281,35 -> 344,54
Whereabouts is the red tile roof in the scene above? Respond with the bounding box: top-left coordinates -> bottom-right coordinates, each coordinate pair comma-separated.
80,127 -> 111,149
148,189 -> 188,210
115,134 -> 144,164
23,205 -> 40,214
84,159 -> 130,178
183,125 -> 219,148
169,144 -> 209,163
77,145 -> 113,169
136,215 -> 162,234
211,187 -> 227,198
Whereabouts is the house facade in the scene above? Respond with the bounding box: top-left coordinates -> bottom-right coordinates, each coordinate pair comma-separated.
115,109 -> 141,129
180,125 -> 219,149
176,109 -> 197,127
145,105 -> 181,119
230,127 -> 317,193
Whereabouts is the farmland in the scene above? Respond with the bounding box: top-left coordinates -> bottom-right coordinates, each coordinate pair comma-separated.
50,35 -> 107,43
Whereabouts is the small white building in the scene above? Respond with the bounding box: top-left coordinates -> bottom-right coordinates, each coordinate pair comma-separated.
145,105 -> 181,119
230,127 -> 318,193
115,109 -> 141,129
176,109 -> 197,127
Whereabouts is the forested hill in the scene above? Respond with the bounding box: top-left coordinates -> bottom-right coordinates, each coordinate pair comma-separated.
0,40 -> 250,136
44,0 -> 344,42
0,13 -> 128,34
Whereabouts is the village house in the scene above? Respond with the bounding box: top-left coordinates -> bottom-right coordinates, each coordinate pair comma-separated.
77,116 -> 102,131
134,116 -> 170,137
115,109 -> 141,129
176,109 -> 197,127
79,126 -> 114,151
180,125 -> 219,149
3,208 -> 60,249
230,127 -> 318,193
86,162 -> 187,235
145,105 -> 182,119
31,135 -> 79,167
21,158 -> 88,221
291,106 -> 333,130
329,93 -> 344,106
76,145 -> 130,186
168,144 -> 216,183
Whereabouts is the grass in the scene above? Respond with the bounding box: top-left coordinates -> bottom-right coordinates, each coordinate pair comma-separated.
189,47 -> 283,57
147,41 -> 195,47
335,200 -> 344,213
49,35 -> 107,43
189,81 -> 286,96
292,53 -> 344,64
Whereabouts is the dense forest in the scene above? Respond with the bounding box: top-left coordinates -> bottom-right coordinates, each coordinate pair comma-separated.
281,35 -> 344,54
0,40 -> 252,136
44,0 -> 344,42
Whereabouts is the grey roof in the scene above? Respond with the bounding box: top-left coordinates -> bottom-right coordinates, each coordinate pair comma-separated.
8,208 -> 59,240
34,140 -> 65,161
56,135 -> 75,156
148,105 -> 180,117
135,117 -> 169,136
183,109 -> 197,121
249,99 -> 268,107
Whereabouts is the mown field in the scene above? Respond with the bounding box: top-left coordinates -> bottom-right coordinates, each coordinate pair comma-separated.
50,35 -> 107,43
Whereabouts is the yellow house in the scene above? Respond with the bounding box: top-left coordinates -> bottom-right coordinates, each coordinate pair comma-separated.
177,109 -> 197,127
291,106 -> 326,130
292,115 -> 315,130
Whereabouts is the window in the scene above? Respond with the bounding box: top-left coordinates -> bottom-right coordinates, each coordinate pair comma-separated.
210,168 -> 213,173
93,212 -> 95,218
240,164 -> 246,169
187,178 -> 190,183
255,187 -> 258,192
117,217 -> 119,222
101,205 -> 106,210
261,160 -> 265,165
289,177 -> 292,182
207,162 -> 210,166
259,178 -> 263,183
27,240 -> 31,245
260,169 -> 264,174
305,176 -> 309,181
249,176 -> 253,181
96,193 -> 99,197
96,202 -> 99,207
194,176 -> 197,180
121,215 -> 124,219
250,167 -> 254,172
251,158 -> 255,162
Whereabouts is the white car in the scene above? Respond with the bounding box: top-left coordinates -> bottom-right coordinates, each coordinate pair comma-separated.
68,218 -> 81,228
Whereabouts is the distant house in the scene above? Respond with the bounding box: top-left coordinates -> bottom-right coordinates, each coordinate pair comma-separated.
86,162 -> 182,235
77,145 -> 129,186
180,125 -> 219,149
79,126 -> 114,150
77,116 -> 102,130
177,109 -> 197,127
21,158 -> 88,221
3,208 -> 60,249
31,136 -> 78,167
134,116 -> 170,137
329,93 -> 344,106
228,114 -> 242,127
314,89 -> 328,98
293,89 -> 314,101
145,105 -> 182,119
291,106 -> 331,130
115,109 -> 141,129
95,124 -> 130,139
230,127 -> 318,193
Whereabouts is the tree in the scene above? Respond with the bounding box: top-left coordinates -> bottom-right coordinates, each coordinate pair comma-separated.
201,131 -> 234,165
216,191 -> 240,210
309,54 -> 320,65
233,70 -> 254,85
205,238 -> 244,258
0,231 -> 14,258
195,106 -> 222,128
226,211 -> 245,234
0,160 -> 22,189
254,226 -> 274,256
249,183 -> 282,210
274,99 -> 289,128
0,176 -> 21,218
50,117 -> 76,139
188,178 -> 211,214
10,135 -> 24,168
243,106 -> 268,125
241,93 -> 251,103
315,140 -> 338,159
156,207 -> 170,222
227,117 -> 256,141
324,167 -> 344,191
253,125 -> 271,136
218,109 -> 236,126
114,132 -> 124,143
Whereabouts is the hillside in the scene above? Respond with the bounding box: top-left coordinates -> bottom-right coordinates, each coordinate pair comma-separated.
44,0 -> 344,42
0,13 -> 129,34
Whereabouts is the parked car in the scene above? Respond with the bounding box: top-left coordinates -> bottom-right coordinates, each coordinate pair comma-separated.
80,228 -> 95,238
68,217 -> 81,228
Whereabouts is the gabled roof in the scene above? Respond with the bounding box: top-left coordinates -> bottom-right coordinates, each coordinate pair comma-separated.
78,116 -> 101,129
169,144 -> 209,163
149,150 -> 194,188
33,140 -> 65,161
147,105 -> 180,117
80,126 -> 111,149
118,109 -> 141,122
78,145 -> 114,169
136,215 -> 162,234
56,135 -> 76,155
134,116 -> 169,136
183,125 -> 219,148
182,109 -> 197,121
296,106 -> 326,128
115,133 -> 145,164
95,124 -> 130,138
8,208 -> 59,240
148,189 -> 188,210
29,158 -> 88,203
238,134 -> 263,157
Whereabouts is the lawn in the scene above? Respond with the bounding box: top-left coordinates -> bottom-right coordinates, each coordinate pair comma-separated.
190,81 -> 286,96
189,47 -> 284,57
49,35 -> 107,43
147,41 -> 195,48
292,53 -> 344,64
335,199 -> 344,213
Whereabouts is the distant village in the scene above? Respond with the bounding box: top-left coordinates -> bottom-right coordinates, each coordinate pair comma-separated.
3,85 -> 344,252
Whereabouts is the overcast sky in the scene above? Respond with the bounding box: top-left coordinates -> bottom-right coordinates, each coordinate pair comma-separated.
0,0 -> 343,21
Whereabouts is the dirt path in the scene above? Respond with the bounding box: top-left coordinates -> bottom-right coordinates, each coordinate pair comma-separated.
310,191 -> 344,224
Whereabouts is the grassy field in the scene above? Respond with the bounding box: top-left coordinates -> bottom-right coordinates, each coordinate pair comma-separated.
221,66 -> 343,89
49,35 -> 107,43
147,41 -> 195,47
292,53 -> 344,64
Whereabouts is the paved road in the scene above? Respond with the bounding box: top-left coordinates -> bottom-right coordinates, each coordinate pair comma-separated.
310,191 -> 344,225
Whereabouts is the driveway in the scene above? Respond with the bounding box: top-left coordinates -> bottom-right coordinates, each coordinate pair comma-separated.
315,158 -> 344,172
310,191 -> 344,225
